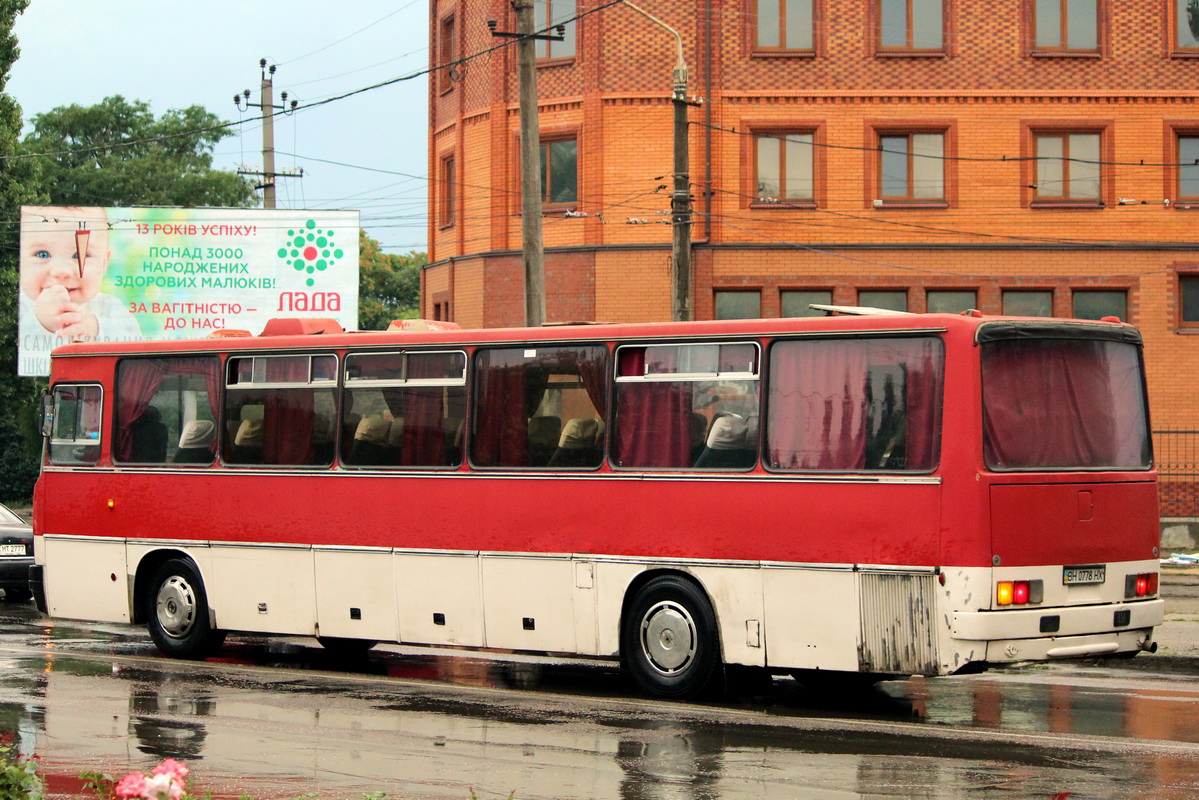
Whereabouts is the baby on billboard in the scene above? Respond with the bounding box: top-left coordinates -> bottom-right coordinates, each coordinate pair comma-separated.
18,206 -> 142,373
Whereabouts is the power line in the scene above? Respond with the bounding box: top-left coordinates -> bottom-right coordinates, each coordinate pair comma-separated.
277,3 -> 419,66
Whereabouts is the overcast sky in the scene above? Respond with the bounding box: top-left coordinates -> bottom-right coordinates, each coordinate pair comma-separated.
8,1 -> 429,253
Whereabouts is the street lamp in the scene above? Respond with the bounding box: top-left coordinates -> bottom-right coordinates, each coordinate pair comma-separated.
619,0 -> 693,321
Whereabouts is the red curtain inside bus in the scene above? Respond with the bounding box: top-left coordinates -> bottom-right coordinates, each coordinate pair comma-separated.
981,339 -> 1149,470
115,358 -> 221,462
261,357 -> 315,465
766,337 -> 943,471
398,352 -> 465,466
611,348 -> 693,468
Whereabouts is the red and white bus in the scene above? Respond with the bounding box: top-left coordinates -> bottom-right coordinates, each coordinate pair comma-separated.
31,310 -> 1163,698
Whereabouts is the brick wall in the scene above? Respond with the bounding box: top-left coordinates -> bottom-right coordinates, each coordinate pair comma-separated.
426,0 -> 1199,433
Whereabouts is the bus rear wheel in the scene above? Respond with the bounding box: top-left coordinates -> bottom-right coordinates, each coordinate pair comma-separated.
146,558 -> 225,659
622,575 -> 720,699
317,636 -> 377,660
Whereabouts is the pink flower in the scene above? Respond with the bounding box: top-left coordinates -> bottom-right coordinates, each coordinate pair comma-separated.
114,773 -> 151,800
152,759 -> 189,782
113,761 -> 189,800
146,772 -> 184,800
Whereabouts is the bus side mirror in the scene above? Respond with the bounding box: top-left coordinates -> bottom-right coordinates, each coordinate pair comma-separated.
40,394 -> 54,438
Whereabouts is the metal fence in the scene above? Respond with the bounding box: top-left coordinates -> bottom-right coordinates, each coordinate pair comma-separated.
1156,431 -> 1199,519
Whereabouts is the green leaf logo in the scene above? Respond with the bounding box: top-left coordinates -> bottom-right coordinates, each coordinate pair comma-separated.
277,219 -> 345,287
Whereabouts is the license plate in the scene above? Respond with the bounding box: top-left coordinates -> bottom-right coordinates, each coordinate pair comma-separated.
0,544 -> 25,556
1063,565 -> 1106,585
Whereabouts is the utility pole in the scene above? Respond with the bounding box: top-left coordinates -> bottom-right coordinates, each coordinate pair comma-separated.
234,59 -> 301,209
489,10 -> 564,327
670,63 -> 692,322
515,0 -> 544,326
619,1 -> 693,321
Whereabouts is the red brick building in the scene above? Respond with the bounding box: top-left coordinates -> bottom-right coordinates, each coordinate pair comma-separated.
426,0 -> 1199,514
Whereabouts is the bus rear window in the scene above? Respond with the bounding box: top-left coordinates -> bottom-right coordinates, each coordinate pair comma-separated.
981,338 -> 1150,471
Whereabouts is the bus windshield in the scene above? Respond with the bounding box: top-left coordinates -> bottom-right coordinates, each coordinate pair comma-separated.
981,335 -> 1150,471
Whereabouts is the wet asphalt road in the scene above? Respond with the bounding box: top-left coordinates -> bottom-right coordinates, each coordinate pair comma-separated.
0,591 -> 1198,799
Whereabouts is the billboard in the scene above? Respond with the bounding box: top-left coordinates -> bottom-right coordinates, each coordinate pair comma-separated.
18,206 -> 360,376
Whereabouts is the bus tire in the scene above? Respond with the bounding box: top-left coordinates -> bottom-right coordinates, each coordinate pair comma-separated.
317,636 -> 377,659
622,575 -> 720,699
146,558 -> 225,659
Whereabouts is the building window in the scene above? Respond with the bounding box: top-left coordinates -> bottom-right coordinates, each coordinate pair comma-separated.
1181,275 -> 1199,327
756,133 -> 814,202
1179,135 -> 1199,201
1033,0 -> 1098,51
540,138 -> 578,205
878,133 -> 944,202
878,0 -> 943,51
535,0 -> 576,59
440,155 -> 455,228
926,289 -> 976,313
781,289 -> 832,317
756,0 -> 814,50
1034,132 -> 1100,202
715,291 -> 762,319
1003,290 -> 1054,317
1072,290 -> 1126,321
1176,0 -> 1199,50
439,15 -> 456,93
858,290 -> 908,311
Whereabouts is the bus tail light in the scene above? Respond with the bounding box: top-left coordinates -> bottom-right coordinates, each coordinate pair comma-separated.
997,579 -> 1043,607
1125,572 -> 1158,598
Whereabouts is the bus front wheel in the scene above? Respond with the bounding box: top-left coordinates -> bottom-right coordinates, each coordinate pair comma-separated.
622,575 -> 720,699
146,558 -> 225,659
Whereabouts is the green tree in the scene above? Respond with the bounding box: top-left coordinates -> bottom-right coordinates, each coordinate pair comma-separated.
0,95 -> 255,502
20,95 -> 255,207
0,0 -> 48,503
358,230 -> 424,330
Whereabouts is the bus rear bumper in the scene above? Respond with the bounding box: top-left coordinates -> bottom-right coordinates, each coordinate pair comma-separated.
952,598 -> 1164,642
951,598 -> 1163,664
971,628 -> 1156,664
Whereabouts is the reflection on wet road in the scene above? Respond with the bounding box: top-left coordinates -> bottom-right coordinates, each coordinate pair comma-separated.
0,602 -> 1196,798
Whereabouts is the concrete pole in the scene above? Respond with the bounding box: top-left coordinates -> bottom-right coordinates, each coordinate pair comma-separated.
261,63 -> 277,210
515,0 -> 546,327
672,83 -> 691,322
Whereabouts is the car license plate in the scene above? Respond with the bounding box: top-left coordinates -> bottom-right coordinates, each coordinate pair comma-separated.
1063,565 -> 1105,585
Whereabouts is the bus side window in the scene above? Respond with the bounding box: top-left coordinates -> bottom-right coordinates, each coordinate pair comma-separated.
48,384 -> 103,466
611,342 -> 761,470
472,345 -> 608,469
224,354 -> 337,468
342,351 -> 468,468
114,356 -> 221,466
765,337 -> 943,472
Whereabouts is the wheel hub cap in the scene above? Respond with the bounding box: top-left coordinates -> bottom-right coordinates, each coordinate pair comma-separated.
640,600 -> 697,675
156,576 -> 197,639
